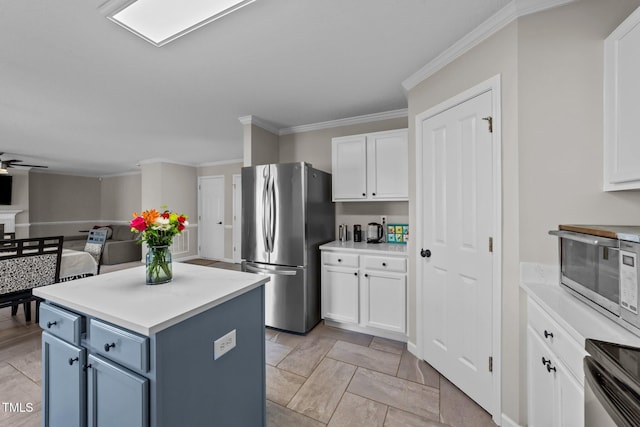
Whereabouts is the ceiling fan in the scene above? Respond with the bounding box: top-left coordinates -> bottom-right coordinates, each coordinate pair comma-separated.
0,153 -> 48,173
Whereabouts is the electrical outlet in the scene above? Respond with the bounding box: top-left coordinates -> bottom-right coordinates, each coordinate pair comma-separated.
380,216 -> 387,225
213,329 -> 236,360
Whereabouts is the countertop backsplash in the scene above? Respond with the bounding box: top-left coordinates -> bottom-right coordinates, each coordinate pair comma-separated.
520,262 -> 559,286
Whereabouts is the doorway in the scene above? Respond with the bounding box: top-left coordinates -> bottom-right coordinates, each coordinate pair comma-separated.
198,176 -> 225,260
415,76 -> 502,422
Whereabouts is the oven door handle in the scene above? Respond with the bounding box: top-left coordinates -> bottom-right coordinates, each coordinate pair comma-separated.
549,230 -> 619,248
584,356 -> 640,426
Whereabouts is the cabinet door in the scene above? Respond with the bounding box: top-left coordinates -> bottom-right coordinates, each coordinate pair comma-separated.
322,265 -> 359,323
527,326 -> 556,427
367,130 -> 408,200
332,135 -> 367,200
87,354 -> 149,427
557,359 -> 584,427
604,6 -> 640,190
42,332 -> 86,427
361,271 -> 406,333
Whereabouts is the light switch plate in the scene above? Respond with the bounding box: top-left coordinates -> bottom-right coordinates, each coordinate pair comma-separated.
213,329 -> 236,360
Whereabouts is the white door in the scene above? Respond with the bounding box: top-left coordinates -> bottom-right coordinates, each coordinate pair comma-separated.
198,176 -> 225,260
418,90 -> 494,413
232,174 -> 242,264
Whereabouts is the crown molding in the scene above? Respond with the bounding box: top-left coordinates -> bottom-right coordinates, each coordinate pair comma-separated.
238,115 -> 280,135
100,171 -> 142,178
401,0 -> 576,92
137,158 -> 198,168
279,109 -> 408,136
197,159 -> 243,167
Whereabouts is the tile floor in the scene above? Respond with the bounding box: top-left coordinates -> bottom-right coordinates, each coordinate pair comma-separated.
0,259 -> 497,426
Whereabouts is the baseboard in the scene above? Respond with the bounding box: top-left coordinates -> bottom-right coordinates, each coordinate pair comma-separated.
406,341 -> 419,358
500,413 -> 522,427
323,319 -> 408,342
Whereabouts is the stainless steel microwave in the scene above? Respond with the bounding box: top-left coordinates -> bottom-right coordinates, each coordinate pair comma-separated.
550,225 -> 640,335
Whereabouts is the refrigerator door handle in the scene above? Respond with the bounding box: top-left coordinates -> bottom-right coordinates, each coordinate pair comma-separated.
262,172 -> 271,252
244,264 -> 297,276
269,175 -> 276,251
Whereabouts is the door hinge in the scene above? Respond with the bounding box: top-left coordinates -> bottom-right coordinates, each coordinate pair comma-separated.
489,237 -> 493,253
489,356 -> 493,372
482,116 -> 493,133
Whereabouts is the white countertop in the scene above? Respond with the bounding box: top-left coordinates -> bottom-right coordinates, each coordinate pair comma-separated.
320,240 -> 408,256
34,262 -> 269,336
522,280 -> 640,348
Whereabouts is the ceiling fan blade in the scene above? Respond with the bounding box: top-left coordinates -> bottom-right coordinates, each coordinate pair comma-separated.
5,159 -> 21,163
14,163 -> 48,168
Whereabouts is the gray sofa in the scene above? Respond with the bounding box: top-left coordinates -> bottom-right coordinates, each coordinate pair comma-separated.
62,224 -> 141,265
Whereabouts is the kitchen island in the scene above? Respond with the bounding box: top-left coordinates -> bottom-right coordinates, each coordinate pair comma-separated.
33,262 -> 269,427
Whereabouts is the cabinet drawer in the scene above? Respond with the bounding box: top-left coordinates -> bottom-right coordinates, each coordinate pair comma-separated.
323,252 -> 359,268
528,299 -> 586,383
362,256 -> 406,273
89,319 -> 149,373
39,303 -> 84,345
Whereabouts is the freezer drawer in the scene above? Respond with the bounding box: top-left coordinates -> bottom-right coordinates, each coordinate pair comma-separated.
243,262 -> 319,334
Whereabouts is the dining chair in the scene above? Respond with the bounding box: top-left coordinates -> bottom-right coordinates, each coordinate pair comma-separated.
84,228 -> 109,275
0,236 -> 63,323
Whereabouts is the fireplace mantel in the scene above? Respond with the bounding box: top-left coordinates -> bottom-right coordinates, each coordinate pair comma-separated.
0,210 -> 23,232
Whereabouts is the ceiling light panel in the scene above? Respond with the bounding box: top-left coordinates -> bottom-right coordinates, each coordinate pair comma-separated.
108,0 -> 255,46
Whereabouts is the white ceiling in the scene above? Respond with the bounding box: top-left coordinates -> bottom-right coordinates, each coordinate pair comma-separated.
0,0 -> 513,176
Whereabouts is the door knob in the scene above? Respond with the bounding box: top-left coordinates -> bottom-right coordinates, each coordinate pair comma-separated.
217,221 -> 222,225
420,249 -> 431,258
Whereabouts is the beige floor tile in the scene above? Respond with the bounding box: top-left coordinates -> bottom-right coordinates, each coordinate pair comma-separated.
347,367 -> 439,420
309,323 -> 373,347
439,377 -> 497,427
327,392 -> 387,427
385,407 -> 448,427
0,331 -> 42,364
369,337 -> 405,355
267,400 -> 326,427
396,350 -> 440,388
0,363 -> 42,426
8,346 -> 42,384
266,340 -> 293,366
287,358 -> 356,423
278,336 -> 336,377
268,328 -> 308,348
266,365 -> 306,406
326,340 -> 400,376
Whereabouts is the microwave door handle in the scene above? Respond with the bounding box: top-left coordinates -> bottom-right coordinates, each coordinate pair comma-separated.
549,230 -> 619,248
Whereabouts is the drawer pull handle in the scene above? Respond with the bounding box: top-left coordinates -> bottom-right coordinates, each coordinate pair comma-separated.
382,262 -> 387,267
364,273 -> 369,278
544,330 -> 554,339
354,272 -> 357,276
68,357 -> 79,366
83,364 -> 92,371
546,363 -> 557,373
338,259 -> 342,262
541,357 -> 550,366
104,343 -> 116,352
372,192 -> 376,196
362,193 -> 366,197
46,321 -> 57,328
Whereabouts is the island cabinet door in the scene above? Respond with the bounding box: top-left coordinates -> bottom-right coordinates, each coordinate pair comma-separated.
86,354 -> 149,427
42,332 -> 86,427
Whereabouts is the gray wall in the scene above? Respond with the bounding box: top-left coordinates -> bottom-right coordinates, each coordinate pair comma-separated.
100,173 -> 141,222
29,171 -> 102,237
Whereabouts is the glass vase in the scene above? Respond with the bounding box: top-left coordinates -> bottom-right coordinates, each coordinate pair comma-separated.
146,245 -> 172,285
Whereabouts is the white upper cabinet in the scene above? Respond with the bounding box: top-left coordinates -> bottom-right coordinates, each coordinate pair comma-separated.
332,129 -> 408,201
604,6 -> 640,191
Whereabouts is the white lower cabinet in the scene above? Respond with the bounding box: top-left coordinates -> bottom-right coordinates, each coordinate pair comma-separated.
527,298 -> 584,427
321,248 -> 407,339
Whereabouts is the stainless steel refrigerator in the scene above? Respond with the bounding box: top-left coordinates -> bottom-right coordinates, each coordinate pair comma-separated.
241,162 -> 334,334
